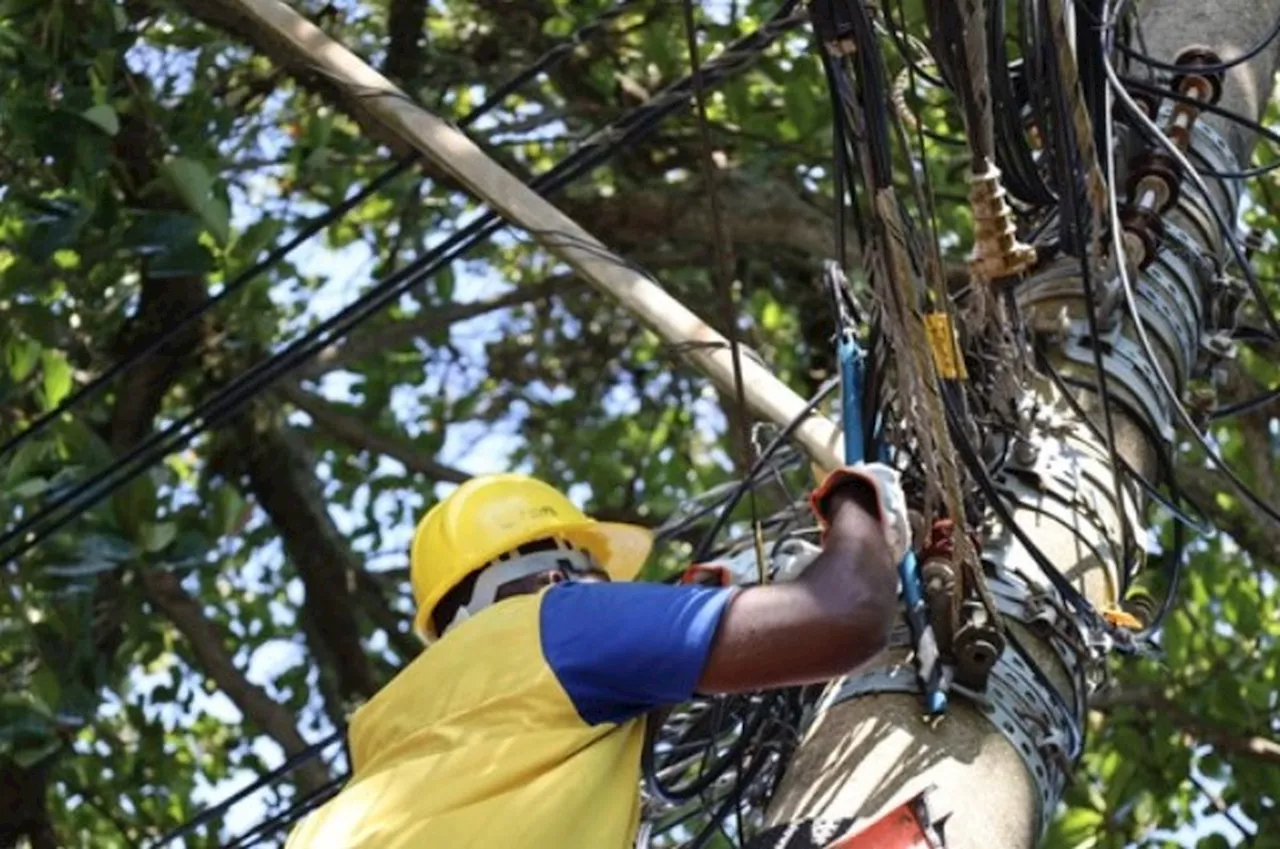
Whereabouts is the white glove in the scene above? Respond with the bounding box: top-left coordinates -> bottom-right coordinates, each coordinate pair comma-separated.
809,461 -> 912,564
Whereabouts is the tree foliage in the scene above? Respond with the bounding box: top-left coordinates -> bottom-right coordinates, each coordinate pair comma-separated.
0,0 -> 1276,847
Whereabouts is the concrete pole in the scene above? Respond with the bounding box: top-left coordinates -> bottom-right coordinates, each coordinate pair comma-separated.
759,2 -> 1280,847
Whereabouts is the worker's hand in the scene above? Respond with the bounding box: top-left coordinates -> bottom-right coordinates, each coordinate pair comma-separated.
810,462 -> 911,564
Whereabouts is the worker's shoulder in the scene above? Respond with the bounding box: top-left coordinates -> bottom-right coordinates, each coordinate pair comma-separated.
349,592 -> 550,725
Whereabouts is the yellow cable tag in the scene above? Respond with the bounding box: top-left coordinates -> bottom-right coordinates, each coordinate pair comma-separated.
1102,605 -> 1143,630
924,312 -> 968,380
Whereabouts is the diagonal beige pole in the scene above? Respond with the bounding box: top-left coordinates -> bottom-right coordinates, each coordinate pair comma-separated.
211,0 -> 844,469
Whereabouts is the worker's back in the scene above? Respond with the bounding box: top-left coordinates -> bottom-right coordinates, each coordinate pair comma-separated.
284,580 -> 734,848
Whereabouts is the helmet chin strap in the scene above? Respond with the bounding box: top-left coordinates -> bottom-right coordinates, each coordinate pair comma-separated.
440,547 -> 595,637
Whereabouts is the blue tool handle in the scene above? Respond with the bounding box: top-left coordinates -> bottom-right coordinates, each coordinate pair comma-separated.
838,332 -> 864,466
837,328 -> 947,715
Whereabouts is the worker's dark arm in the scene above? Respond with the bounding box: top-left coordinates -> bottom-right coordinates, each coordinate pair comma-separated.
696,480 -> 897,694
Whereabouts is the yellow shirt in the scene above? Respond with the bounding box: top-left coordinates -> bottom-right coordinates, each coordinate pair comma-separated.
284,581 -> 734,849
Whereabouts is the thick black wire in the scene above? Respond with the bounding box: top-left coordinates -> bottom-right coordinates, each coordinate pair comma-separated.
1036,350 -> 1215,537
219,775 -> 347,849
1208,386 -> 1280,421
1119,76 -> 1280,178
679,0 -> 765,583
886,0 -> 948,89
1040,10 -> 1135,569
989,0 -> 1057,204
1099,13 -> 1280,526
689,378 -> 838,565
681,705 -> 780,849
1105,5 -> 1280,347
0,3 -> 806,565
1113,11 -> 1280,75
644,697 -> 767,804
1020,0 -> 1064,197
1074,0 -> 1110,159
0,159 -> 409,464
147,732 -> 343,848
940,384 -> 1114,634
0,0 -> 644,468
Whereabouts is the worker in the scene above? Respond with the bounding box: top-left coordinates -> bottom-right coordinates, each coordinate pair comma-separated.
284,462 -> 909,849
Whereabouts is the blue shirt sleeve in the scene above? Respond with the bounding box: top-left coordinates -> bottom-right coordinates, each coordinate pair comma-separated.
538,581 -> 736,725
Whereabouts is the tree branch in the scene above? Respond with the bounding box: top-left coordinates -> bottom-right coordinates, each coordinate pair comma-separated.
1178,464 -> 1280,571
385,0 -> 429,87
279,383 -> 468,483
298,277 -> 576,378
174,0 -> 419,157
1093,687 -> 1280,766
141,570 -> 330,793
557,176 -> 844,262
354,569 -> 421,661
233,413 -> 380,702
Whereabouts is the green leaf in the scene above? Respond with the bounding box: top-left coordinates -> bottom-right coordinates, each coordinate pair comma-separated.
211,487 -> 246,537
30,667 -> 60,712
5,336 -> 40,382
1048,807 -> 1103,847
113,472 -> 158,539
79,533 -> 138,562
11,737 -> 61,768
40,350 -> 72,409
24,207 -> 90,262
231,217 -> 285,270
161,157 -> 230,247
10,477 -> 50,499
147,237 -> 215,278
4,439 -> 46,489
80,104 -> 119,136
139,521 -> 178,553
123,210 -> 203,254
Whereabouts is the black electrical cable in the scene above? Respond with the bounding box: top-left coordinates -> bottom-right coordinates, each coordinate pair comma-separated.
0,158 -> 411,465
1208,385 -> 1280,420
1104,7 -> 1280,349
886,0 -> 948,89
0,0 -> 644,469
1035,350 -> 1216,537
219,775 -> 347,849
1114,12 -> 1280,75
1075,0 -> 1109,158
846,2 -> 896,189
924,0 -> 991,163
689,377 -> 839,565
644,695 -> 767,804
1099,20 -> 1280,526
681,709 -> 774,849
1041,16 -> 1135,568
147,732 -> 343,848
988,0 -> 1057,204
940,384 -> 1115,636
1135,490 -> 1186,639
1019,0 -> 1063,196
1118,76 -> 1280,178
1,2 -> 806,566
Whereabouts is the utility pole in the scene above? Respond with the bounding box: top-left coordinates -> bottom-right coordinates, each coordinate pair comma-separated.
757,1 -> 1280,847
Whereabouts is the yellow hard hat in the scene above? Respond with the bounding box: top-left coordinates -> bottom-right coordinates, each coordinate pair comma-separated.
409,474 -> 654,641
